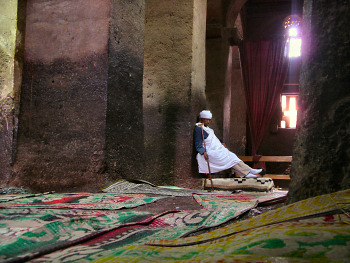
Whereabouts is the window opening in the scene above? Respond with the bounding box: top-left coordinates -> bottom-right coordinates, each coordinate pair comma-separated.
284,15 -> 302,58
281,94 -> 298,128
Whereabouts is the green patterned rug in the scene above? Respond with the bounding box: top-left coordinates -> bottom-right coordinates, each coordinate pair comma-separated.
102,179 -> 211,196
27,207 -> 258,262
193,190 -> 288,209
3,189 -> 345,262
0,192 -> 165,210
0,192 -> 167,262
0,190 -> 268,262
86,190 -> 350,262
98,214 -> 350,263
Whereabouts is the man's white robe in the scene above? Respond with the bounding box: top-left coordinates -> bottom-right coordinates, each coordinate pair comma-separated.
196,123 -> 241,174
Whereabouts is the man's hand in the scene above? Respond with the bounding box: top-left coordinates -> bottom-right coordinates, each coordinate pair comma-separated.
203,151 -> 209,161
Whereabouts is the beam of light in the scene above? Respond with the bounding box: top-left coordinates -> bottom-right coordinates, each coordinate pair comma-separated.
281,120 -> 286,128
290,97 -> 296,111
290,111 -> 297,128
281,95 -> 287,111
288,37 -> 301,57
281,95 -> 298,128
289,27 -> 298,37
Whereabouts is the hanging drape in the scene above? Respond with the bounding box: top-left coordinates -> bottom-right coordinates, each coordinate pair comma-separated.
239,40 -> 288,167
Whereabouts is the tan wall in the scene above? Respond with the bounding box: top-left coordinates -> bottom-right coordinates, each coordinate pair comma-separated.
228,45 -> 246,154
206,31 -> 246,154
180,0 -> 207,186
24,0 -> 110,63
143,0 -> 206,188
206,37 -> 227,138
191,0 -> 207,109
11,0 -> 111,192
0,1 -> 17,100
105,0 -> 146,184
0,0 -> 23,184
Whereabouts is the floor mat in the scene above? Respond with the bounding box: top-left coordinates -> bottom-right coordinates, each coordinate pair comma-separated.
150,189 -> 350,246
102,179 -> 211,196
0,192 -> 166,262
0,209 -> 169,263
0,192 -> 53,203
0,192 -> 165,210
4,189 -> 347,262
0,208 -> 154,237
0,190 -> 289,262
30,207 -> 257,262
203,177 -> 275,192
94,214 -> 350,263
193,190 -> 288,209
17,191 -> 264,262
79,190 -> 350,263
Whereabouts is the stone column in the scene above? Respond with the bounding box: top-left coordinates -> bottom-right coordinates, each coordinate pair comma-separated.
222,24 -> 246,154
0,0 -> 25,185
105,0 -> 145,184
288,0 -> 350,203
143,0 -> 206,188
12,0 -> 111,192
206,29 -> 227,140
227,44 -> 246,154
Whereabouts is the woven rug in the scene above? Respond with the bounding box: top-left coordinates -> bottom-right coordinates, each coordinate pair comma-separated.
92,214 -> 350,263
203,178 -> 275,192
0,192 -> 165,210
0,192 -> 167,262
5,190 -> 348,262
76,190 -> 350,262
102,179 -> 210,196
0,192 -> 53,203
30,207 -> 258,262
193,190 -> 288,209
150,189 -> 350,246
0,208 -> 155,237
0,190 -> 257,262
0,190 -> 288,262
23,191 -> 286,262
0,208 -> 169,263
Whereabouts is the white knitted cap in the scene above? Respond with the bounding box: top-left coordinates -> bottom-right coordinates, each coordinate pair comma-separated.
199,110 -> 212,119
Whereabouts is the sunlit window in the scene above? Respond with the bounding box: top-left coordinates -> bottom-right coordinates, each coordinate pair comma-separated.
284,15 -> 302,58
281,94 -> 298,128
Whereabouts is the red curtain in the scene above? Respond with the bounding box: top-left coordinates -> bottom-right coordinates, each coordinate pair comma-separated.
239,40 -> 288,164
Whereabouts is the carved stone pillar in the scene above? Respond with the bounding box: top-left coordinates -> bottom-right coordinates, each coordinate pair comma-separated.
0,0 -> 25,185
143,0 -> 207,188
288,0 -> 350,203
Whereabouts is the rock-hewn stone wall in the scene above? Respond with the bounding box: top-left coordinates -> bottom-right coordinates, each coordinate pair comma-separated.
206,7 -> 246,155
0,0 -> 25,185
105,0 -> 145,184
182,0 -> 207,187
142,0 -> 206,188
4,0 -> 207,192
206,37 -> 227,140
288,0 -> 350,203
228,45 -> 246,154
11,0 -> 111,192
226,14 -> 246,154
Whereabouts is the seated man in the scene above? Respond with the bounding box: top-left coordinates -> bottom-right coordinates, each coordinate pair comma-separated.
194,110 -> 264,178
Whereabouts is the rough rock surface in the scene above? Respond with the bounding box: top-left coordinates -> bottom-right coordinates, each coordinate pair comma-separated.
0,0 -> 25,185
288,0 -> 350,203
10,0 -> 111,192
105,0 -> 145,185
142,0 -> 206,188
